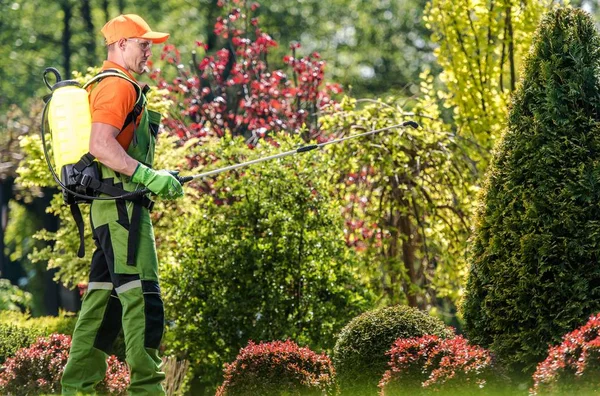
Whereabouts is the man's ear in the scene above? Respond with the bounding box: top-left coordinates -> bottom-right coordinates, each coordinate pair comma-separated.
117,38 -> 127,51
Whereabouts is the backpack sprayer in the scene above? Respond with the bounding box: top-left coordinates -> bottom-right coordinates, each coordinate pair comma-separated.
41,66 -> 419,206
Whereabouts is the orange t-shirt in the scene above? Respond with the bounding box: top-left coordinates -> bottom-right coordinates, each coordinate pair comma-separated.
88,61 -> 142,151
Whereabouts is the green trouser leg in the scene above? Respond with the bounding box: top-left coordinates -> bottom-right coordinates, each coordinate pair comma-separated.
117,283 -> 165,395
61,288 -> 112,395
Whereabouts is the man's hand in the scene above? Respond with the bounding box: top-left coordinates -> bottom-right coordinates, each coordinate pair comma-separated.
131,163 -> 184,199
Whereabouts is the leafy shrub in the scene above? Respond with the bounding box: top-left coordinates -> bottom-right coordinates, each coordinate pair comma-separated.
531,313 -> 600,395
216,340 -> 337,396
0,311 -> 77,364
0,306 -> 127,362
0,279 -> 32,312
378,335 -> 492,395
0,323 -> 44,364
333,305 -> 453,394
462,7 -> 600,376
0,334 -> 129,395
162,134 -> 373,392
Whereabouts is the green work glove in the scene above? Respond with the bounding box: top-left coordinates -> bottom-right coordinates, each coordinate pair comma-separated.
131,163 -> 184,199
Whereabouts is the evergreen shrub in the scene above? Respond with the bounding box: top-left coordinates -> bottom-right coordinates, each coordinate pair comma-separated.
332,305 -> 452,394
215,340 -> 337,396
462,7 -> 600,376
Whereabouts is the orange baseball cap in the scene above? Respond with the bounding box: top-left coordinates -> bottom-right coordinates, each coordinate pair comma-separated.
101,14 -> 169,45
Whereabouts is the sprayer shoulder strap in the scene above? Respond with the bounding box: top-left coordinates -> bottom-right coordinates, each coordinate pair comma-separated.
83,69 -> 147,133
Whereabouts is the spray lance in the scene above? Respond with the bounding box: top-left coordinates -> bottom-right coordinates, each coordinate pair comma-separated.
117,121 -> 420,200
41,66 -> 419,205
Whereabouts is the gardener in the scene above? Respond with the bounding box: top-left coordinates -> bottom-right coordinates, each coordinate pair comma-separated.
61,14 -> 183,395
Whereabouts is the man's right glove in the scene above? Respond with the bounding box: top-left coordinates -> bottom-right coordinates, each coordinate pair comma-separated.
131,163 -> 184,199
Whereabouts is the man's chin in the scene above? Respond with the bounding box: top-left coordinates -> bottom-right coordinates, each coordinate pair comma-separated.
133,65 -> 148,75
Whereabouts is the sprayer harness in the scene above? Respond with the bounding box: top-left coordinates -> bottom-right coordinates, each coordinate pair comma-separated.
42,67 -> 154,259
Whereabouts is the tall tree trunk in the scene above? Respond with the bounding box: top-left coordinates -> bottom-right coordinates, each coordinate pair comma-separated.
206,0 -> 221,50
102,0 -> 110,22
118,0 -> 125,14
61,0 -> 73,78
81,0 -> 96,66
398,209 -> 420,308
0,177 -> 13,280
506,6 -> 516,91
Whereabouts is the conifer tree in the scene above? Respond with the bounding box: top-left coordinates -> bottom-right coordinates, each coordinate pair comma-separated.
463,7 -> 600,376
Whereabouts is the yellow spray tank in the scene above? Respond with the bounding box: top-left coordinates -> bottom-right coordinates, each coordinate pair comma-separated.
42,67 -> 102,205
46,78 -> 92,172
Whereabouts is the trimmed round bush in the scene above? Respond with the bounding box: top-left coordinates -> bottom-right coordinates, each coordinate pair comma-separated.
532,313 -> 600,395
0,334 -> 129,395
333,305 -> 453,394
462,7 -> 600,376
215,340 -> 337,396
378,335 -> 492,395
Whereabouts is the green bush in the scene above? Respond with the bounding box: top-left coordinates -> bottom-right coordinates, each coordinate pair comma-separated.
0,310 -> 127,362
462,7 -> 600,377
0,323 -> 43,364
161,134 -> 374,393
0,279 -> 32,312
332,305 -> 453,395
0,310 -> 77,336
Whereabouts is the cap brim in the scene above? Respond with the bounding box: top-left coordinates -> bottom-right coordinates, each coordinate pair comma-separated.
140,32 -> 170,44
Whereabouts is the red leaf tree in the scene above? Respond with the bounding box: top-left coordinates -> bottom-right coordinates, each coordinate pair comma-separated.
152,0 -> 342,142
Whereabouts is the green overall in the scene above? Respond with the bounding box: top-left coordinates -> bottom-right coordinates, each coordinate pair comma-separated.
61,73 -> 165,395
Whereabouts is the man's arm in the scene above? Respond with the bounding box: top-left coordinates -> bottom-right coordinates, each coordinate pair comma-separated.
89,121 -> 184,199
89,122 -> 139,176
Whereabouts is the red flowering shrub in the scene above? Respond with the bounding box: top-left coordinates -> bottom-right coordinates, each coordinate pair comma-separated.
378,334 -> 492,395
531,313 -> 600,395
98,355 -> 130,395
216,340 -> 338,395
152,0 -> 341,142
0,334 -> 129,395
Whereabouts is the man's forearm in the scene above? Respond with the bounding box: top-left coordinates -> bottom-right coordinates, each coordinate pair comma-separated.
89,122 -> 139,176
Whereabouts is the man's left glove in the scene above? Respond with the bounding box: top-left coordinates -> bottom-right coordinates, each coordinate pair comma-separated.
131,163 -> 184,199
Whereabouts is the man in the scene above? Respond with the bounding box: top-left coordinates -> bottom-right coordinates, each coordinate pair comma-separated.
61,14 -> 183,395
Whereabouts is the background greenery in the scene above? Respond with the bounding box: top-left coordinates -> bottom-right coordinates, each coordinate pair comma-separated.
5,0 -> 600,395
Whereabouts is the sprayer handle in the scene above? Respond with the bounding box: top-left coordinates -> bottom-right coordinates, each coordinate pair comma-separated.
120,175 -> 192,200
43,67 -> 62,91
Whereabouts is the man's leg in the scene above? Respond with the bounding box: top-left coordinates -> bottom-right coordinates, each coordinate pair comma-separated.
115,278 -> 165,395
61,243 -> 123,394
98,209 -> 166,395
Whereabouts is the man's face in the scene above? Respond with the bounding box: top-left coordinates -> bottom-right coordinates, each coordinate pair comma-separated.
121,38 -> 152,74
